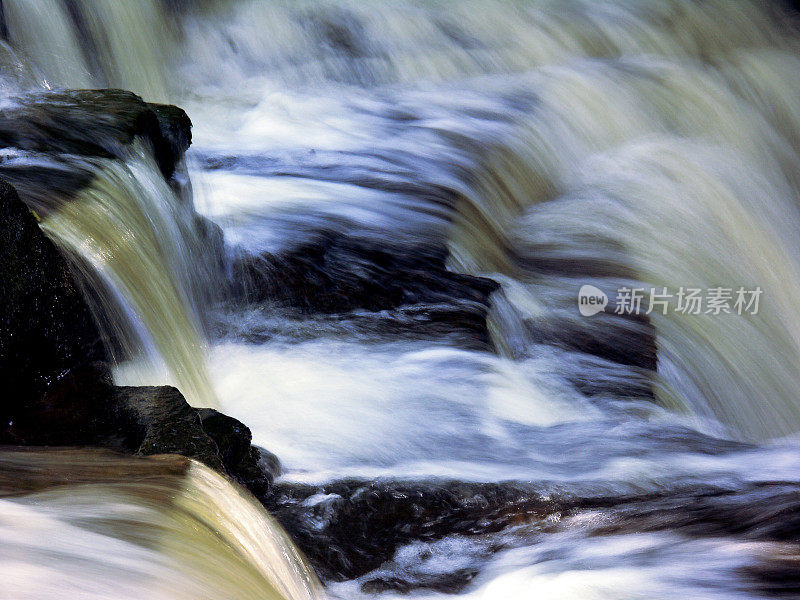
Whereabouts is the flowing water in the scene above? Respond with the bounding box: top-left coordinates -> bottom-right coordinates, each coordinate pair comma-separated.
4,0 -> 800,598
40,146 -> 220,408
0,448 -> 319,600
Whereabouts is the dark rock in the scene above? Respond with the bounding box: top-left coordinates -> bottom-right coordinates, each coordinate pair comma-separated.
197,408 -> 274,499
744,552 -> 800,598
195,214 -> 226,287
0,156 -> 95,208
2,362 -> 129,448
527,314 -> 657,372
0,178 -> 106,414
361,568 -> 479,595
197,409 -> 252,469
231,231 -> 499,350
588,482 -> 800,543
506,207 -> 659,394
124,387 -> 274,499
0,93 -> 195,220
1,361 -> 274,498
255,445 -> 282,479
123,386 -> 225,472
0,89 -> 191,179
265,474 -> 800,586
233,232 -> 498,312
268,479 -> 558,581
147,102 -> 193,164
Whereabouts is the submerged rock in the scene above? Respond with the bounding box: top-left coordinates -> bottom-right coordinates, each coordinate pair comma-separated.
234,232 -> 497,312
360,568 -> 479,595
268,478 -> 559,581
269,475 -> 800,590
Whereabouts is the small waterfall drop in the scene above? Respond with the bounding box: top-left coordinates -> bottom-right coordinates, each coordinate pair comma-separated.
0,449 -> 321,600
444,52 -> 800,439
39,143 -> 219,408
2,0 -> 172,100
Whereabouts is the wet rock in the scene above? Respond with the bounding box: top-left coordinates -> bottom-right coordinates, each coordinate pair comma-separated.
232,232 -> 494,311
361,568 -> 479,595
588,482 -> 800,542
266,473 -> 800,587
122,386 -> 225,472
124,388 -> 274,498
231,231 -> 499,350
2,361 -> 274,498
0,89 -> 191,178
197,408 -> 274,499
147,102 -> 192,162
213,301 -> 497,352
527,313 -> 658,372
0,178 -> 106,413
0,154 -> 95,207
268,479 -> 558,581
744,552 -> 800,598
254,445 -> 282,480
505,207 -> 660,396
195,214 -> 226,285
3,362 -> 132,449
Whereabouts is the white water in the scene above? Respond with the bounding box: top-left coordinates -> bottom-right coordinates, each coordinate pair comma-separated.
328,532 -> 780,600
0,449 -> 320,600
6,0 -> 800,598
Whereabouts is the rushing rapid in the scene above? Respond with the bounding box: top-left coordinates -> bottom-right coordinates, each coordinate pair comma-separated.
4,0 -> 800,598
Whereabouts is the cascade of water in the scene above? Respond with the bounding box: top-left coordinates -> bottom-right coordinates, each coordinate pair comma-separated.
39,143 -> 219,408
0,449 -> 322,600
6,1 -> 800,597
3,0 -> 171,100
444,55 -> 800,439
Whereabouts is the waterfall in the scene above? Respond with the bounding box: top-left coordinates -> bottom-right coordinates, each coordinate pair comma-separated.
133,0 -> 800,441
2,0 -> 172,100
4,0 -> 794,436
444,53 -> 800,440
0,449 -> 321,600
6,0 -> 800,598
39,143 -> 219,408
